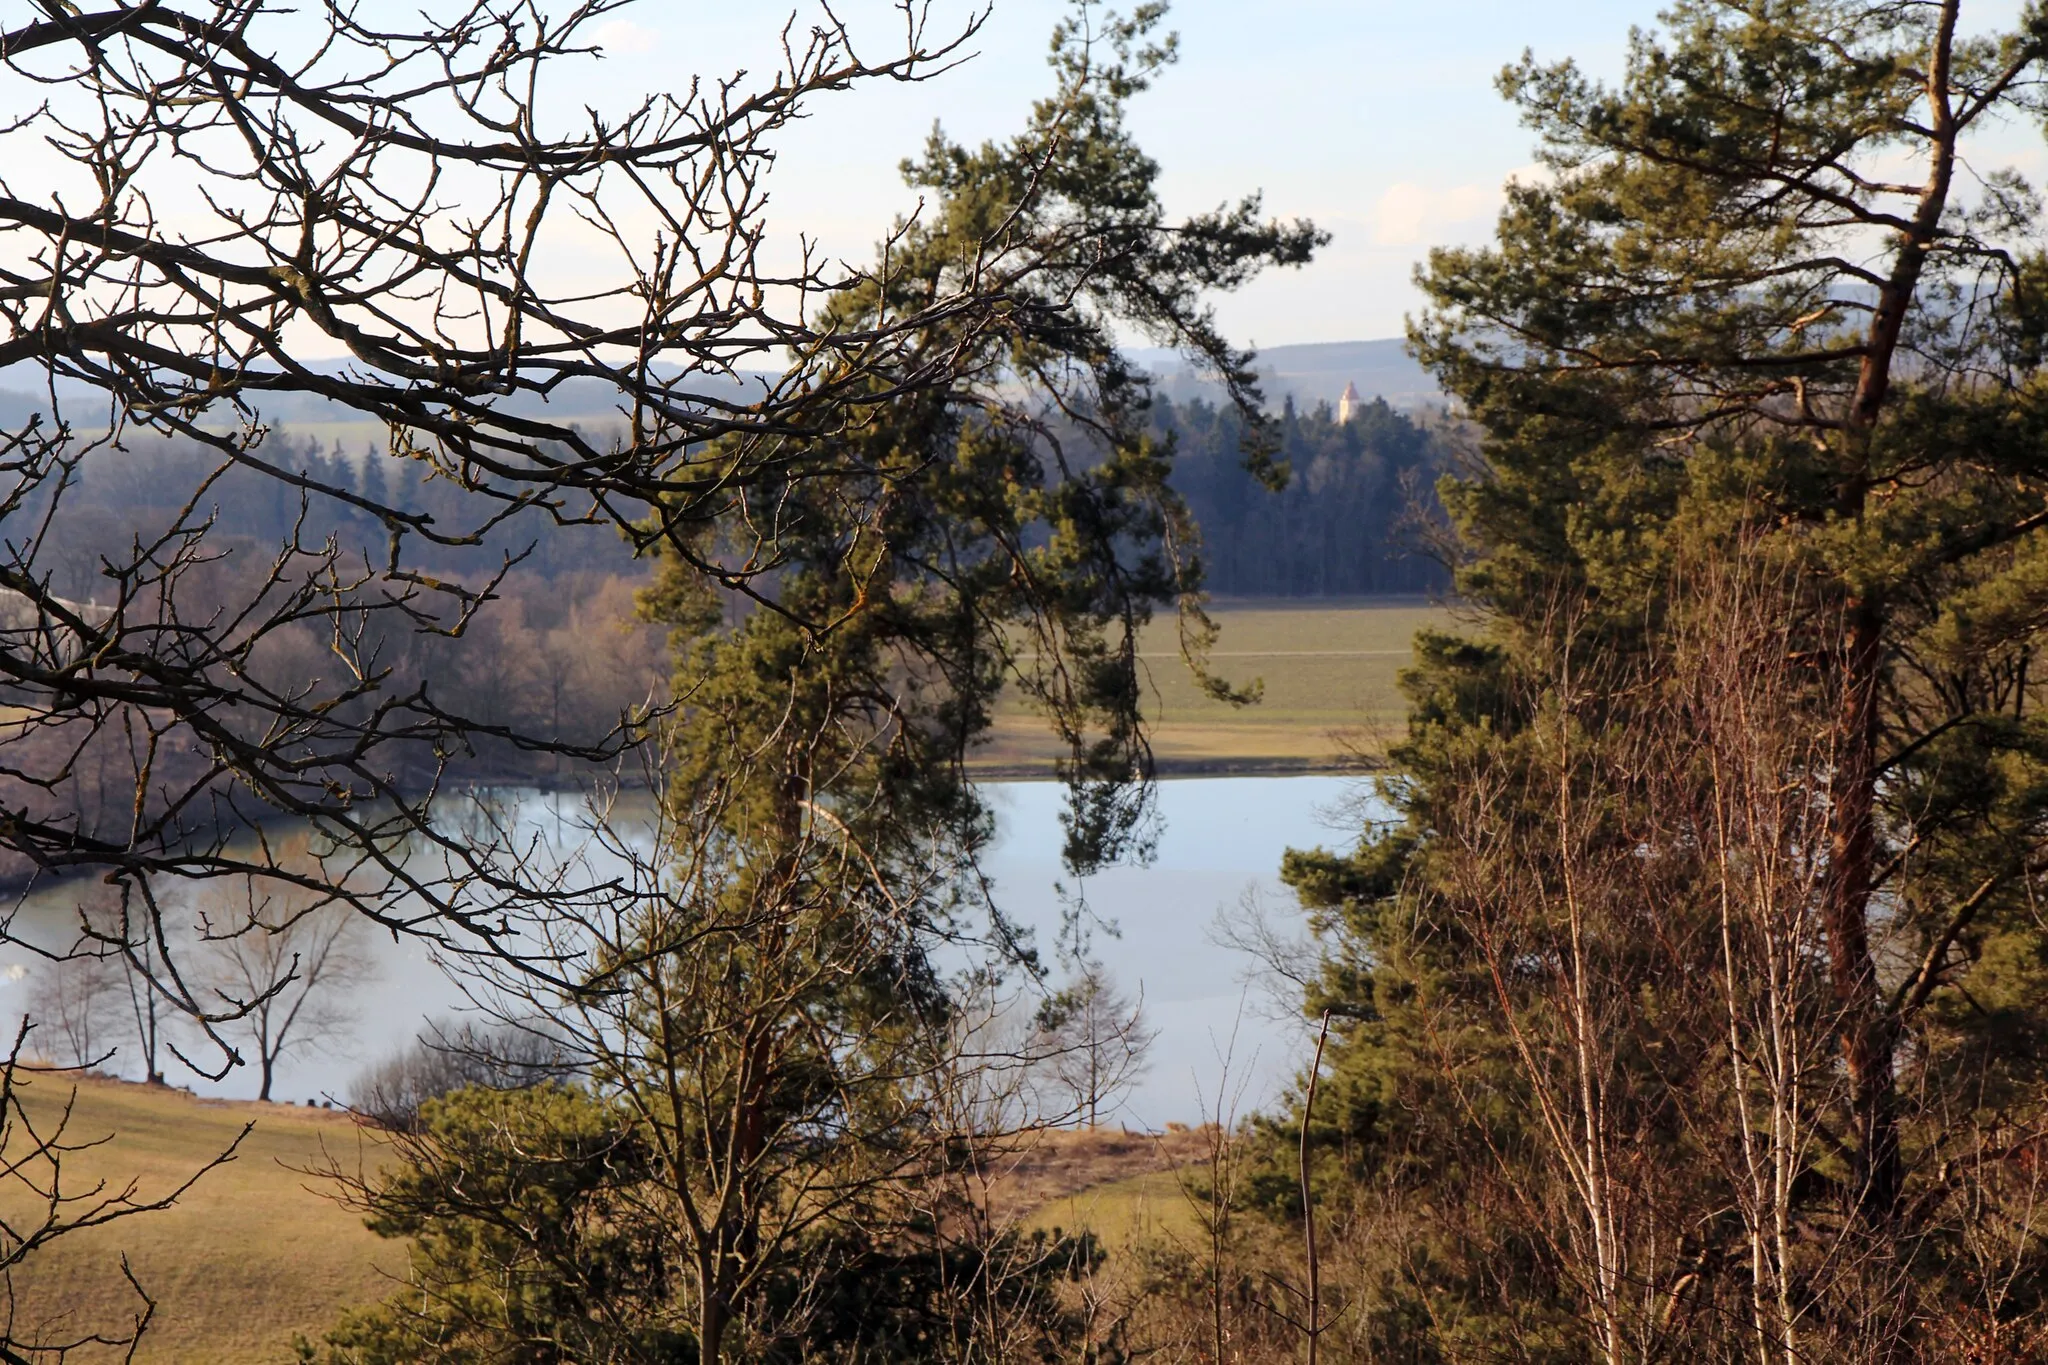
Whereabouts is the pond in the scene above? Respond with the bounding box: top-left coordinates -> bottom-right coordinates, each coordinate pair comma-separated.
0,775 -> 1377,1126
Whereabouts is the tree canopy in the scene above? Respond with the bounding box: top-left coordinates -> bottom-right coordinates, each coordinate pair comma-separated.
300,6 -> 1320,1360
1279,1 -> 2048,1358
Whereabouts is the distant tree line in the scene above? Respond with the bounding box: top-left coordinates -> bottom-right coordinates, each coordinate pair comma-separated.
37,434 -> 666,741
35,405 -> 1448,612
32,433 -> 640,607
0,436 -> 665,889
0,392 -> 1442,886
0,380 -> 1454,891
1162,395 -> 1447,598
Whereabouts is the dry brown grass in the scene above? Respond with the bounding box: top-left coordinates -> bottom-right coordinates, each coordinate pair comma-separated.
3,1073 -> 398,1365
991,1124 -> 1212,1209
1,1084 -> 1228,1361
1022,1166 -> 1202,1249
0,1078 -> 1244,1361
986,1125 -> 1215,1249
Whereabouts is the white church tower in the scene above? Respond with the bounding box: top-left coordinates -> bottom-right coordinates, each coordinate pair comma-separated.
1337,380 -> 1363,424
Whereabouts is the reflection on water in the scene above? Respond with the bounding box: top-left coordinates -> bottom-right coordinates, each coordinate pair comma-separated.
0,776 -> 1375,1125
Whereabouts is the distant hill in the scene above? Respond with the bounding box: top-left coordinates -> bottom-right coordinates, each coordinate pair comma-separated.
0,364 -> 768,435
0,389 -> 41,428
1138,338 -> 1439,413
0,339 -> 1441,432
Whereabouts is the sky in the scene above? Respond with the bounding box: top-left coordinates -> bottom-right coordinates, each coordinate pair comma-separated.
583,0 -> 2048,347
8,0 -> 2042,358
578,1 -> 1656,346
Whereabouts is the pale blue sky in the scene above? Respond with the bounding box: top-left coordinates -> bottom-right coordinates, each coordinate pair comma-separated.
587,1 -> 2047,347
587,1 -> 1657,344
13,1 -> 2033,355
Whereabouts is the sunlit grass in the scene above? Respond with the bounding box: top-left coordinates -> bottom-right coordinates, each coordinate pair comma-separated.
3,1074 -> 397,1365
1021,1167 -> 1205,1249
981,597 -> 1455,773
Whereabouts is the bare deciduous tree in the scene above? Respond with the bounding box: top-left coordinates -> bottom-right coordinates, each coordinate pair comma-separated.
1269,554 -> 2048,1362
30,885 -> 180,1084
199,880 -> 374,1102
348,1017 -> 574,1133
1032,964 -> 1155,1129
23,947 -> 121,1071
0,0 -> 1007,934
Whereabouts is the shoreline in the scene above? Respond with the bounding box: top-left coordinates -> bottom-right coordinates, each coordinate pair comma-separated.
965,754 -> 1378,781
0,764 -> 1371,897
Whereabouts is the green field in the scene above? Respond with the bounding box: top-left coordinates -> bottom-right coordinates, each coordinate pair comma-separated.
1022,1166 -> 1204,1248
979,597 -> 1454,773
4,1076 -> 397,1365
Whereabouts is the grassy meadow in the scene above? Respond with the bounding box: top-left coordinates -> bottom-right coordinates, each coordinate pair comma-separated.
1021,1166 -> 1204,1250
4,1075 -> 398,1365
994,1126 -> 1211,1248
2,1080 -> 1226,1362
978,597 -> 1455,773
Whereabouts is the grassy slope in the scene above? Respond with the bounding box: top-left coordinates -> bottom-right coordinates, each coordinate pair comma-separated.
5,1075 -> 398,1365
1023,1167 -> 1202,1249
997,1127 -> 1211,1251
0,603 -> 1457,1354
979,598 -> 1453,773
0,1085 -> 1228,1362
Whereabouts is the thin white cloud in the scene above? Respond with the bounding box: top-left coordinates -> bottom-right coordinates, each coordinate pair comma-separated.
1370,163 -> 1555,248
594,19 -> 658,55
1371,181 -> 1496,246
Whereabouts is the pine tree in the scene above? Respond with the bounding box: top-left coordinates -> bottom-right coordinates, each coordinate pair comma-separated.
1282,2 -> 2048,1357
308,6 -> 1320,1360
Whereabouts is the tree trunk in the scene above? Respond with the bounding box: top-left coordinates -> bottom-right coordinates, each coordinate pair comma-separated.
1814,0 -> 1957,1228
1821,597 -> 1900,1221
698,1257 -> 727,1365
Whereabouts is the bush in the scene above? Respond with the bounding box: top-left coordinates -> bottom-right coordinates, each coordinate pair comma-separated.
348,1019 -> 575,1131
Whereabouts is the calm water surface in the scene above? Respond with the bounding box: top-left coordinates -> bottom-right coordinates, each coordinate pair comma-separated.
0,776 -> 1376,1125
